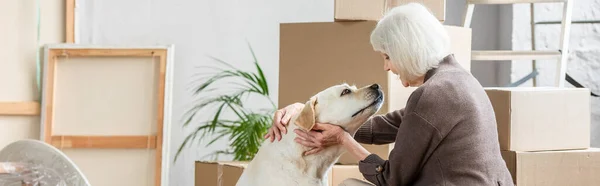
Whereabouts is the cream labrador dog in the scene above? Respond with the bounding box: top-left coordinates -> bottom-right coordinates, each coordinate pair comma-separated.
236,83 -> 384,186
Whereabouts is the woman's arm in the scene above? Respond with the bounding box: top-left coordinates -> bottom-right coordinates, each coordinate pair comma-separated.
294,123 -> 374,158
341,132 -> 371,161
354,108 -> 406,145
357,111 -> 442,186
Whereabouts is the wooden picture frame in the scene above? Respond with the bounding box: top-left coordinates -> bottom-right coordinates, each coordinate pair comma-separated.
0,102 -> 40,116
41,44 -> 174,186
66,0 -> 75,43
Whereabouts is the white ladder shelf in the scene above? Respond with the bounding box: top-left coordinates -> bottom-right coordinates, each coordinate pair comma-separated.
462,0 -> 573,87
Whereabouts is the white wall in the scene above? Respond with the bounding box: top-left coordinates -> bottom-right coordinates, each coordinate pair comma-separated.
74,0 -> 336,185
511,0 -> 600,147
0,0 -> 63,148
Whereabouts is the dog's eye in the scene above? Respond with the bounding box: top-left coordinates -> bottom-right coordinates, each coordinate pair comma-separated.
341,89 -> 351,96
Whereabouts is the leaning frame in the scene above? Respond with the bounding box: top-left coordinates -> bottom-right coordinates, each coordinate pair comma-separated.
40,44 -> 174,186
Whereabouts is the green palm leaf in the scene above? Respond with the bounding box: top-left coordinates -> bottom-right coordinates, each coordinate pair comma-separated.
175,43 -> 276,162
248,42 -> 269,96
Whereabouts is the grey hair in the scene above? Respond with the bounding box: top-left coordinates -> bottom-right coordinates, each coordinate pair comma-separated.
370,3 -> 450,81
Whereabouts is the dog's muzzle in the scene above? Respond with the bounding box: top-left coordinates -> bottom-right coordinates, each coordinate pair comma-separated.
366,84 -> 383,101
352,84 -> 384,117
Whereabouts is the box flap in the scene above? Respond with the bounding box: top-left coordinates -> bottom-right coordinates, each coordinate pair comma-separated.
195,161 -> 249,186
195,161 -> 220,186
221,164 -> 246,186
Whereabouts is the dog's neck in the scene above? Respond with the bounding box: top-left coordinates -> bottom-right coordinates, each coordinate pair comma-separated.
274,116 -> 362,179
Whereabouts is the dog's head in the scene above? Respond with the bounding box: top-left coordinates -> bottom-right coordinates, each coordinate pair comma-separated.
295,83 -> 384,134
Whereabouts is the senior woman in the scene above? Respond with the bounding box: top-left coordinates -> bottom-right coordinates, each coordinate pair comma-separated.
264,3 -> 513,186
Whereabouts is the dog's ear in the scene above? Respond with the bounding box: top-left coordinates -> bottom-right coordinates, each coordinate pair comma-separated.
295,97 -> 317,131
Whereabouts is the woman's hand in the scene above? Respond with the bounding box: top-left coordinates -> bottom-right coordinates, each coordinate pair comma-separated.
264,102 -> 305,142
293,123 -> 352,155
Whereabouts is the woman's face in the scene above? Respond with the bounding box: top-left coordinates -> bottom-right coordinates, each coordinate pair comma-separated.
380,52 -> 410,87
380,52 -> 425,87
381,53 -> 398,74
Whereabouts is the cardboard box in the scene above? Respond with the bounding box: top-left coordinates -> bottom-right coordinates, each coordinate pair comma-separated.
221,164 -> 246,186
391,0 -> 445,21
279,21 -> 471,112
334,0 -> 446,22
501,149 -> 600,186
485,87 -> 591,151
195,161 -> 248,186
195,161 -> 219,186
334,0 -> 386,21
331,165 -> 370,186
279,21 -> 471,164
195,161 -> 368,186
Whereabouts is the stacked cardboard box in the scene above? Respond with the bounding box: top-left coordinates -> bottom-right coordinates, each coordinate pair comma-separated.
485,87 -> 595,185
501,149 -> 600,186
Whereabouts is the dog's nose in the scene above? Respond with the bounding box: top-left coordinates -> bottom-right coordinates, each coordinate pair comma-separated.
370,84 -> 380,90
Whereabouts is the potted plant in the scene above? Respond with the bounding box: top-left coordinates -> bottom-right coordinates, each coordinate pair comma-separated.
175,43 -> 276,162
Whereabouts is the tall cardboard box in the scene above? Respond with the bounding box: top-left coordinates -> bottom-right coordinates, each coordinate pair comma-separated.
485,87 -> 591,151
334,0 -> 446,22
501,149 -> 600,186
279,21 -> 471,164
